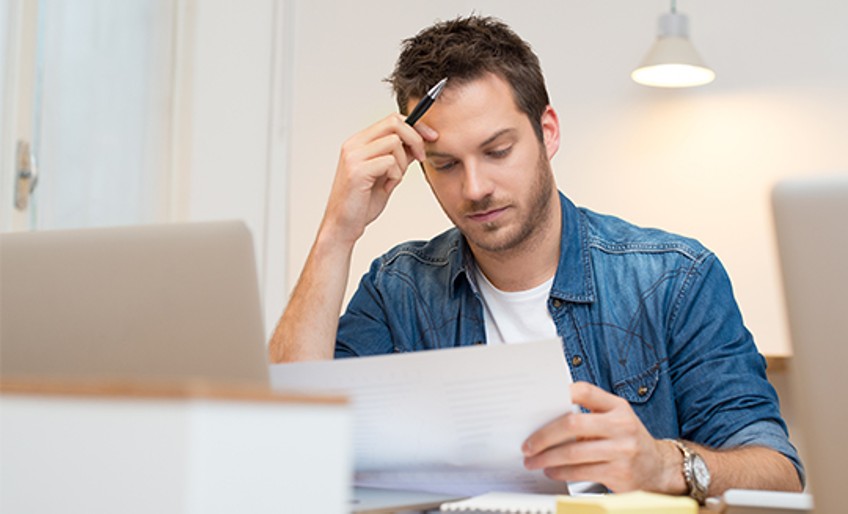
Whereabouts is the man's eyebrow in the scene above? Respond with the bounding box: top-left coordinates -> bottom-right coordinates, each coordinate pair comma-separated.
425,128 -> 517,159
478,128 -> 516,148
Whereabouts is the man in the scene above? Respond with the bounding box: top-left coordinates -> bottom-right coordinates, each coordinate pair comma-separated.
269,15 -> 803,500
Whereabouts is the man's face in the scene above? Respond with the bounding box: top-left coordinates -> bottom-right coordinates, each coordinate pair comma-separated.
412,73 -> 560,256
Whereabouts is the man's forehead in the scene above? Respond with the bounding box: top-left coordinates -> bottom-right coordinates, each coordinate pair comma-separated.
425,128 -> 518,158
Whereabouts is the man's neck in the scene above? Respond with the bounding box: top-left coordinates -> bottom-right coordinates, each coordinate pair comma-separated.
471,199 -> 562,293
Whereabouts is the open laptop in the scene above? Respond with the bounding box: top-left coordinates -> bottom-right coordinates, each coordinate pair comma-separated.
773,174 -> 848,513
1,221 -> 460,512
0,220 -> 268,386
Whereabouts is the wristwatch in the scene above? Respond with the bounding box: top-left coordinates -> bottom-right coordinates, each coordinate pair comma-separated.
668,439 -> 711,503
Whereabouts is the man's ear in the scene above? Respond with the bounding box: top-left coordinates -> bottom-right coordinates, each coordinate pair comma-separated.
540,105 -> 561,160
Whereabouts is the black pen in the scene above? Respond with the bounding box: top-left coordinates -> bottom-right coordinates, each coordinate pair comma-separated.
405,77 -> 448,126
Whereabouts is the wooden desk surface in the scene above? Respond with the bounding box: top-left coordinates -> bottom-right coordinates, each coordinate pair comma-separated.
0,377 -> 347,404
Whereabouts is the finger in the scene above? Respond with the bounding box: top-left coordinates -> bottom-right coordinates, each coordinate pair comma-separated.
355,134 -> 412,172
541,462 -> 603,484
347,134 -> 411,178
523,411 -> 592,457
350,114 -> 426,161
542,461 -> 637,492
391,114 -> 430,162
365,154 -> 403,184
382,161 -> 405,193
570,381 -> 628,414
414,121 -> 439,142
383,169 -> 404,196
340,154 -> 401,197
545,460 -> 644,494
391,138 -> 412,173
524,438 -> 617,471
524,407 -> 632,458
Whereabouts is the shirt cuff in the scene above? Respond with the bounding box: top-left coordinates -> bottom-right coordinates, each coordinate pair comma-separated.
720,420 -> 805,488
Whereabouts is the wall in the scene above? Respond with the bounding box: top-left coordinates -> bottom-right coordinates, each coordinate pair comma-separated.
171,0 -> 290,336
285,0 -> 848,360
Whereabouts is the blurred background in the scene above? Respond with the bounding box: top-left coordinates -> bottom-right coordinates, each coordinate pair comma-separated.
2,0 -> 846,365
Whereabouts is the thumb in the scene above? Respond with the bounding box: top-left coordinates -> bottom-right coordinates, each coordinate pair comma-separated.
570,381 -> 623,413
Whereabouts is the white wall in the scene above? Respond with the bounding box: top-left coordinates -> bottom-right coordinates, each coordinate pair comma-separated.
285,0 -> 848,357
172,0 -> 290,337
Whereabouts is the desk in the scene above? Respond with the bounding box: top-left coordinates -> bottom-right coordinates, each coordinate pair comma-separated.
1,380 -> 799,514
0,379 -> 352,514
350,489 -> 719,514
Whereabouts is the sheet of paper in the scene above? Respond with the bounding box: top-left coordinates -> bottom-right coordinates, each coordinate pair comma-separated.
268,339 -> 574,496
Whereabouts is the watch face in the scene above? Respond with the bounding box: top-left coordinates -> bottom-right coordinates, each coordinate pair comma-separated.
693,455 -> 711,487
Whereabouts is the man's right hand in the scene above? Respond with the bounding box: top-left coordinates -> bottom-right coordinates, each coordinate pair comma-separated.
269,114 -> 437,363
320,114 -> 438,246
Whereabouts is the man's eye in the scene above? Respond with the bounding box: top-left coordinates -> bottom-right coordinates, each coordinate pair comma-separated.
434,160 -> 458,171
487,146 -> 512,159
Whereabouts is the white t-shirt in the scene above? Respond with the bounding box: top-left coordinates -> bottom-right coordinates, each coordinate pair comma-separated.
474,267 -> 559,345
474,267 -> 603,493
474,267 -> 576,391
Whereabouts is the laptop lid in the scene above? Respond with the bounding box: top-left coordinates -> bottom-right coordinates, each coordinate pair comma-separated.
772,174 -> 848,511
0,221 -> 269,386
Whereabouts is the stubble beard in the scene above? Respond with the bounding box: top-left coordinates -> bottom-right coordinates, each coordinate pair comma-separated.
461,147 -> 555,255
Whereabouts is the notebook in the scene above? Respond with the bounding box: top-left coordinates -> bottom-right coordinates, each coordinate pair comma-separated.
439,492 -> 557,513
0,220 -> 269,386
772,174 -> 848,513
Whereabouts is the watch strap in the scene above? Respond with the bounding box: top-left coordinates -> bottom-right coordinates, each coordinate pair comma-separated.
667,438 -> 709,503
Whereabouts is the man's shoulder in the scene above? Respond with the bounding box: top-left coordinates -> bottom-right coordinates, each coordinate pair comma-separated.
577,207 -> 710,263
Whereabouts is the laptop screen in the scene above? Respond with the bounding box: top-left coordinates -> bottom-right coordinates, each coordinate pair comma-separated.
0,221 -> 269,386
773,174 -> 848,511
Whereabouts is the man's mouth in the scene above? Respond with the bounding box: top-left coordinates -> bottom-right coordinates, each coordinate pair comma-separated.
467,206 -> 508,223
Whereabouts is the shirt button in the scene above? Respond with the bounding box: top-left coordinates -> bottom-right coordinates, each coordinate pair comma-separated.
571,355 -> 583,367
637,386 -> 649,397
551,299 -> 563,308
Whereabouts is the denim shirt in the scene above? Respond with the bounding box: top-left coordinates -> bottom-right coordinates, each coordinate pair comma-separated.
337,192 -> 803,483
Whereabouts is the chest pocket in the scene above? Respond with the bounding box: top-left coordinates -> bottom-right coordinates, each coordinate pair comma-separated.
612,364 -> 661,404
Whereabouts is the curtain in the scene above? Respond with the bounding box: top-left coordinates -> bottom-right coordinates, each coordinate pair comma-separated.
32,0 -> 174,229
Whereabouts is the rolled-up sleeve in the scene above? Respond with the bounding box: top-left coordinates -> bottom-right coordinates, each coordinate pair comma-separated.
667,254 -> 804,485
336,259 -> 395,358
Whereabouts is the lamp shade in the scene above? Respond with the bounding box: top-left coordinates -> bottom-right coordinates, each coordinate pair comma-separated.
632,12 -> 715,88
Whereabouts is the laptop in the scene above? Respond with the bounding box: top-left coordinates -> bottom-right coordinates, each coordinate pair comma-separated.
0,220 -> 269,386
772,174 -> 848,513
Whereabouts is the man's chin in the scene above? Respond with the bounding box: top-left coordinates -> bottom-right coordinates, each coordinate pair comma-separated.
461,226 -> 524,254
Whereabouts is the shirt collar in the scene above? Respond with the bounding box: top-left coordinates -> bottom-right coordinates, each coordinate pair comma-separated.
551,191 -> 596,303
451,191 -> 596,303
451,235 -> 479,296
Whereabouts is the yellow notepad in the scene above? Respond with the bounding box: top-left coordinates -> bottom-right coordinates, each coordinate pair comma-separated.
556,491 -> 697,513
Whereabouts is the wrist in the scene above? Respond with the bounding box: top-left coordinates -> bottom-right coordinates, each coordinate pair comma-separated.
316,216 -> 362,250
666,439 -> 712,504
660,438 -> 689,495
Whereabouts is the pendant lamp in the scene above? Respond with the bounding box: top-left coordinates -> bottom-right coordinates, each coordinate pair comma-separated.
631,1 -> 715,88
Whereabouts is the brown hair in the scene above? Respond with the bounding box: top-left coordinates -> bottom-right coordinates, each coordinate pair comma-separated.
387,15 -> 550,141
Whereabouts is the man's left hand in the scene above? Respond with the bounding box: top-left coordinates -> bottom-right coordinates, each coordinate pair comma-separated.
522,381 -> 686,494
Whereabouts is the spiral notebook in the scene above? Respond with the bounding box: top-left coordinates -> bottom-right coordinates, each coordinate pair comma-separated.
439,492 -> 557,513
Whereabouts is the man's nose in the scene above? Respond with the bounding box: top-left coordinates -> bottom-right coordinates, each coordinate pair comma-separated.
462,161 -> 494,202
